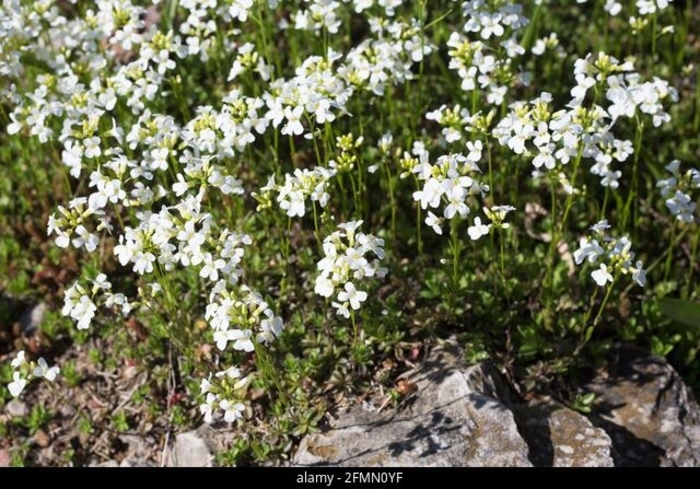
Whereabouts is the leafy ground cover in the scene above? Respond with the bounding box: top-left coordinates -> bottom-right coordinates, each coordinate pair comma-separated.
0,0 -> 699,466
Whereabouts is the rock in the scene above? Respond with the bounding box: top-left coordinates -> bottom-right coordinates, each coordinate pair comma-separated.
293,338 -> 531,467
92,460 -> 119,467
168,429 -> 214,467
515,399 -> 614,467
585,346 -> 700,467
119,458 -> 157,467
117,434 -> 157,467
19,302 -> 46,334
6,399 -> 27,418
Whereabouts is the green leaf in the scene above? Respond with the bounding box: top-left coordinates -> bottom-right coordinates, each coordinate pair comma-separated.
657,298 -> 700,331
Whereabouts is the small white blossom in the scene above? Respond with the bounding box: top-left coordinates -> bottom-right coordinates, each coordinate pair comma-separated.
468,217 -> 491,241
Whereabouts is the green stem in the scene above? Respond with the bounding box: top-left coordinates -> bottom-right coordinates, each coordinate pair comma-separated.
254,339 -> 291,409
651,12 -> 657,61
499,228 -> 506,283
560,144 -> 585,233
350,309 -> 359,344
348,171 -> 360,217
312,201 -> 321,249
575,277 -> 616,356
621,223 -> 691,297
416,204 -> 423,257
413,177 -> 423,257
683,225 -> 700,300
486,137 -> 494,206
450,216 -> 460,294
601,187 -> 610,219
622,119 -> 644,232
545,174 -> 558,290
415,0 -> 427,133
383,157 -> 397,242
664,222 -> 677,282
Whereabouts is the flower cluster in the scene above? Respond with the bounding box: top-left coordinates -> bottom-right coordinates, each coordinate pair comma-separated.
425,104 -> 474,144
62,273 -> 136,330
494,52 -> 676,191
467,205 -> 516,241
199,366 -> 251,424
8,351 -> 60,398
1,0 -> 437,419
656,160 -> 700,223
1,0 -> 686,424
573,52 -> 678,127
273,166 -> 337,218
199,277 -> 283,423
205,281 -> 284,352
574,220 -> 646,287
447,1 -> 530,104
573,0 -> 672,17
315,221 -> 387,318
410,143 -> 488,235
337,20 -> 432,95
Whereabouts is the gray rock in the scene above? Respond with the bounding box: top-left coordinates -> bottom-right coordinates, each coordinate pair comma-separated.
515,399 -> 614,467
6,399 -> 27,418
119,458 -> 158,467
91,460 -> 120,467
293,338 -> 531,467
169,430 -> 214,467
117,434 -> 157,467
19,302 -> 46,334
585,346 -> 700,467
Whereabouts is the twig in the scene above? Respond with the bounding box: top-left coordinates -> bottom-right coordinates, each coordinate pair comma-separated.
160,430 -> 170,467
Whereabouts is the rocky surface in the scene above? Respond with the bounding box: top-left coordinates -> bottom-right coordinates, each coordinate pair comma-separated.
88,434 -> 159,467
293,341 -> 700,467
585,346 -> 700,467
167,429 -> 215,467
67,341 -> 700,468
19,302 -> 46,335
293,339 -> 531,467
87,427 -> 218,467
515,399 -> 614,467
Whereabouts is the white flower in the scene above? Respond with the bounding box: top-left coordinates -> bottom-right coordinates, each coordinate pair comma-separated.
332,301 -> 350,318
216,366 -> 242,380
281,105 -> 305,136
200,253 -> 225,282
605,0 -> 622,15
214,329 -> 255,352
200,377 -> 212,395
200,393 -> 217,423
479,12 -> 504,39
466,140 -> 483,163
413,178 -> 443,210
590,220 -> 611,235
34,358 -> 60,382
72,295 -> 97,330
133,251 -> 156,275
258,316 -> 283,344
591,263 -> 614,287
425,211 -> 443,235
8,372 -> 27,397
314,276 -> 335,297
11,350 -> 26,369
231,329 -> 255,352
337,282 -> 367,311
220,399 -> 245,423
632,261 -> 647,287
574,237 -> 604,265
468,217 -> 490,241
